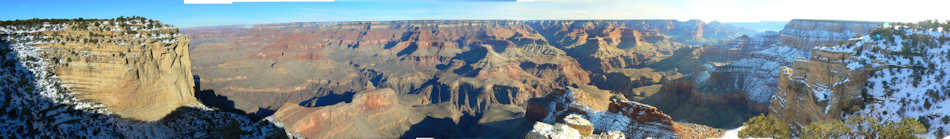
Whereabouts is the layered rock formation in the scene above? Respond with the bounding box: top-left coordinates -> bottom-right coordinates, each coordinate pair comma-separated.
761,20 -> 885,129
526,114 -> 625,139
188,21 -> 583,115
779,19 -> 882,50
524,89 -> 724,139
0,18 -> 195,121
770,46 -> 868,129
184,20 -> 762,137
0,18 -> 283,138
770,22 -> 950,137
184,20 -> 748,116
270,88 -> 424,138
704,19 -> 882,103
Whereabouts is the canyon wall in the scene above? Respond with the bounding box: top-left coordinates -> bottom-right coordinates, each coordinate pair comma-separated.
184,20 -> 747,116
770,22 -> 950,137
270,88 -> 423,138
0,18 -> 283,138
706,19 -> 882,103
523,89 -> 724,139
779,19 -> 882,50
185,20 -> 754,137
1,19 -> 196,121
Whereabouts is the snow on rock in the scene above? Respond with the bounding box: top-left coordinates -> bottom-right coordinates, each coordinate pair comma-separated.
713,126 -> 744,139
716,20 -> 880,104
527,122 -> 584,139
525,89 -> 723,139
720,44 -> 809,103
807,24 -> 950,138
0,20 -> 285,138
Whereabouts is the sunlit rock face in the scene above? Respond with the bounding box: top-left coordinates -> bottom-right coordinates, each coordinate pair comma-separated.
183,20 -> 748,116
0,18 -> 284,138
269,88 -> 425,138
1,19 -> 196,121
524,90 -> 725,139
706,19 -> 882,104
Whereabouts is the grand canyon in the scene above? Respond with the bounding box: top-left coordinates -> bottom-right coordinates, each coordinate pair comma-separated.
3,0 -> 949,138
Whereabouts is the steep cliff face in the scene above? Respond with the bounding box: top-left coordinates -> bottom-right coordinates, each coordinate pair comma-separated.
0,19 -> 195,121
187,21 -> 586,115
270,88 -> 424,138
770,22 -> 950,137
779,19 -> 882,50
184,20 -> 745,116
185,20 -> 752,138
0,18 -> 283,138
770,49 -> 869,128
707,19 -> 882,103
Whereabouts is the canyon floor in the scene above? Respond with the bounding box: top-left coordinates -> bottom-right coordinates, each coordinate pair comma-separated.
7,18 -> 946,138
184,20 -> 772,138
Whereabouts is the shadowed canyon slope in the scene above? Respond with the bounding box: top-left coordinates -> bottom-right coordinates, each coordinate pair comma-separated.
185,19 -> 924,138
6,16 -> 944,138
185,20 -> 748,114
184,20 -> 759,137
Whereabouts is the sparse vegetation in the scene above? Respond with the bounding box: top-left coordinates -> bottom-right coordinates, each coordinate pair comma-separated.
799,119 -> 849,138
879,118 -> 928,139
0,18 -> 101,26
738,114 -> 790,139
847,116 -> 881,138
740,114 -> 928,138
1,16 -> 168,30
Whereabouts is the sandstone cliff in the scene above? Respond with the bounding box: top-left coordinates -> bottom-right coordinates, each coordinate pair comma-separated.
770,48 -> 869,129
779,19 -> 882,50
770,21 -> 950,137
270,87 -> 534,138
270,88 -> 424,138
184,20 -> 746,117
703,19 -> 882,104
0,18 -> 283,138
524,89 -> 724,139
0,18 -> 196,121
183,20 -> 755,137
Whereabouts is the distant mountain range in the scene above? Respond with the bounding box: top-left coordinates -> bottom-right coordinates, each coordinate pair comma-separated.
726,21 -> 789,32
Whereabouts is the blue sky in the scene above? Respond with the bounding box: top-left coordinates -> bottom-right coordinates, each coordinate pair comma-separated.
2,0 -> 948,28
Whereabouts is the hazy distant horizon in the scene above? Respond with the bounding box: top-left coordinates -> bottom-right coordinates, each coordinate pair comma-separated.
3,0 -> 947,28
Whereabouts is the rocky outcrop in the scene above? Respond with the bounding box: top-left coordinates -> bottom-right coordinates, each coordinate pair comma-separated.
184,20 -> 746,117
0,18 -> 196,121
184,20 -> 752,138
526,117 -> 625,139
766,20 -> 883,129
269,88 -> 425,138
706,19 -> 882,104
186,21 -> 591,115
770,49 -> 867,129
779,19 -> 882,50
0,18 -> 283,138
524,89 -> 724,139
770,22 -> 950,137
696,19 -> 885,132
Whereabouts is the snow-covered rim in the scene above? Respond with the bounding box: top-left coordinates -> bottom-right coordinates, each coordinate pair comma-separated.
1,22 -> 287,138
834,26 -> 949,138
3,28 -> 113,114
0,21 -> 185,114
